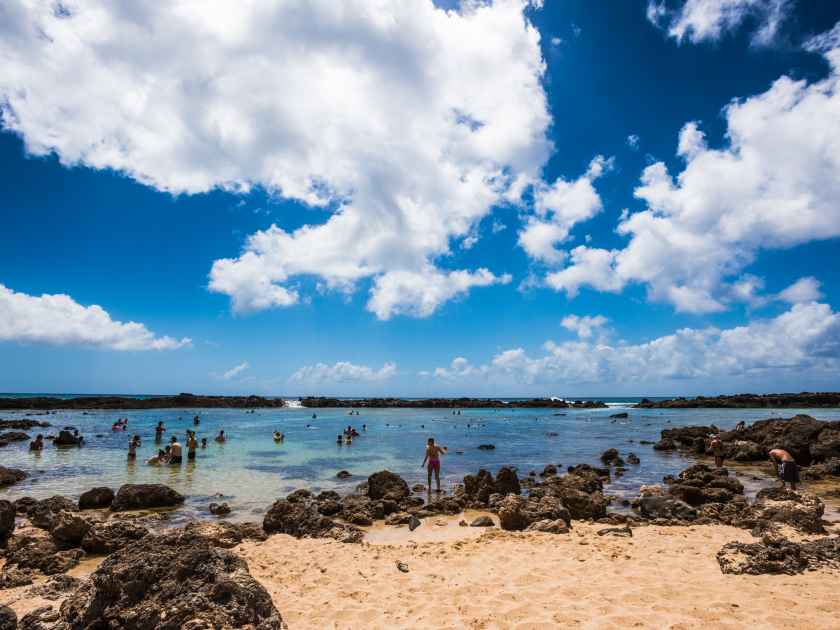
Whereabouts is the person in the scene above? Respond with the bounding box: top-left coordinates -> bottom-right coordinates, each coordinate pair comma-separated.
112,421 -> 121,431
29,434 -> 44,451
710,433 -> 724,468
362,424 -> 367,431
273,431 -> 284,442
345,434 -> 352,445
735,420 -> 746,432
72,429 -> 84,445
193,415 -> 200,426
422,437 -> 448,493
337,434 -> 343,444
215,430 -> 226,443
201,437 -> 207,449
187,431 -> 198,461
155,422 -> 165,441
147,449 -> 166,466
769,448 -> 799,490
128,435 -> 141,461
169,436 -> 183,465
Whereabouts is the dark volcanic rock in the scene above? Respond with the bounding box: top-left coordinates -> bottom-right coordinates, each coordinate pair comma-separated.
263,499 -> 363,543
29,497 -> 78,530
0,419 -> 51,429
0,606 -> 16,630
665,464 -> 744,507
717,538 -> 808,575
78,487 -> 115,510
50,511 -> 93,546
494,467 -> 521,496
638,496 -> 697,521
6,531 -> 83,575
609,412 -> 629,419
497,495 -> 571,532
53,430 -> 82,447
0,566 -> 34,588
367,470 -> 409,500
27,574 -> 81,601
0,465 -> 27,487
600,448 -> 625,466
626,452 -> 640,465
80,520 -> 149,555
0,393 -> 288,410
209,502 -> 232,516
477,444 -> 495,450
336,470 -> 352,479
0,431 -> 29,442
110,484 -> 185,512
18,606 -> 62,630
470,516 -> 494,527
0,499 -> 15,541
58,533 -> 284,629
636,392 -> 840,409
14,496 -> 38,515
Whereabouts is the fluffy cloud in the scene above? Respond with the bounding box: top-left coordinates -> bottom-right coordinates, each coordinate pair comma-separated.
222,362 -> 249,380
0,284 -> 190,351
0,1 -> 551,320
544,28 -> 840,313
647,0 -> 791,46
518,156 -> 612,264
290,361 -> 397,384
561,314 -> 608,339
626,134 -> 640,150
428,301 -> 840,387
778,276 -> 823,304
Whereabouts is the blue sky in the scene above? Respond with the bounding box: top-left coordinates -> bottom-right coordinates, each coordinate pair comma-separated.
1,0 -> 840,397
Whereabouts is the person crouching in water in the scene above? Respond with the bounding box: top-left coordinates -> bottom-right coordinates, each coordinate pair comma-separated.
422,437 -> 448,494
769,448 -> 799,491
169,435 -> 183,465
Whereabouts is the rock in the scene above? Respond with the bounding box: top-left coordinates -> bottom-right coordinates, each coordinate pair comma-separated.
497,495 -> 528,531
539,464 -> 557,477
396,561 -> 409,573
317,500 -> 341,516
729,440 -> 766,462
478,444 -> 495,450
18,606 -> 61,630
408,515 -> 421,531
0,499 -> 15,541
78,487 -> 114,510
750,487 -> 825,534
14,496 -> 38,515
367,470 -> 409,500
458,519 -> 468,527
286,489 -> 313,503
0,606 -> 15,630
638,496 -> 697,521
470,516 -> 494,527
653,438 -> 676,451
29,497 -> 78,530
263,499 -> 363,543
609,412 -> 629,419
6,531 -> 84,574
411,483 -> 426,492
50,511 -> 93,546
59,533 -> 284,629
526,519 -> 570,534
494,466 -> 521,496
600,448 -> 624,466
0,431 -> 29,442
336,470 -> 352,479
801,457 -> 840,479
498,495 -> 570,532
80,520 -> 149,555
811,426 -> 840,462
717,538 -> 808,575
463,469 -> 497,506
665,464 -> 744,507
597,526 -> 633,537
538,472 -> 608,520
626,453 -> 640,465
0,465 -> 27,487
110,484 -> 185,512
53,430 -> 82,446
0,419 -> 50,430
0,566 -> 33,588
384,512 -> 411,526
27,575 -> 81,601
209,502 -> 232,516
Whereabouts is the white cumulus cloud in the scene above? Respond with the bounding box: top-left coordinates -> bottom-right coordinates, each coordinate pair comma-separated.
0,1 -> 552,320
290,361 -> 397,384
647,0 -> 791,46
0,284 -> 190,351
778,276 -> 823,304
560,314 -> 608,339
544,28 -> 840,313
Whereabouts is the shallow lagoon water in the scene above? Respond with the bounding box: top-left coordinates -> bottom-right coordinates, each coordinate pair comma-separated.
2,405 -> 839,521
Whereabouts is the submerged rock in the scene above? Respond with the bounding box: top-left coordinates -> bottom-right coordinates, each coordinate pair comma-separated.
110,484 -> 185,512
0,465 -> 27,488
209,502 -> 232,516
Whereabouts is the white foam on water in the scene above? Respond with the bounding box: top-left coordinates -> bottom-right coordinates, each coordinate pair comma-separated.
284,399 -> 303,408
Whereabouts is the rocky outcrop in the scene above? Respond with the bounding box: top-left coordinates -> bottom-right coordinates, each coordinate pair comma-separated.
637,496 -> 697,521
209,502 -> 231,516
49,511 -> 93,546
110,484 -> 185,512
80,520 -> 149,555
263,498 -> 363,543
0,499 -> 15,542
461,467 -> 520,508
0,431 -> 29,443
600,449 -> 625,466
18,606 -> 62,630
299,397 -> 607,408
78,487 -> 115,510
0,465 -> 27,487
0,566 -> 33,589
664,464 -> 744,507
528,467 -> 608,520
5,530 -> 84,575
53,430 -> 82,447
0,606 -> 16,630
637,392 -> 840,408
497,495 -> 571,532
367,470 -> 410,500
0,419 -> 51,429
58,533 -> 284,629
0,393 -> 288,410
29,497 -> 78,530
717,536 -> 840,575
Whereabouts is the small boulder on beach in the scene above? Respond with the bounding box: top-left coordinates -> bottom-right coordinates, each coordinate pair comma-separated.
110,484 -> 185,512
78,487 -> 115,510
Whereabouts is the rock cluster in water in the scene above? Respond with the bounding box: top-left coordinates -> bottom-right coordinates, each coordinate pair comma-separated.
636,392 -> 840,408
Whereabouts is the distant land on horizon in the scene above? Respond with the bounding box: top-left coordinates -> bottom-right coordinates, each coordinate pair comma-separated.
1,392 -> 839,410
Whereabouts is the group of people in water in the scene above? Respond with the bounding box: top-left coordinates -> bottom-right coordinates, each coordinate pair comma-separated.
336,424 -> 365,445
142,419 -> 229,466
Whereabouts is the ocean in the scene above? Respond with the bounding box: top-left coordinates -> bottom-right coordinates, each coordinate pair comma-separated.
2,401 -> 838,522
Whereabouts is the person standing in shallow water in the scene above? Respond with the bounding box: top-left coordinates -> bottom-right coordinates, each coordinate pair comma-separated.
422,437 -> 448,494
710,433 -> 724,468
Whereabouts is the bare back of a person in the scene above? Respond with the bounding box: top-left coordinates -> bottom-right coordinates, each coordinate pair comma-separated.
770,448 -> 794,462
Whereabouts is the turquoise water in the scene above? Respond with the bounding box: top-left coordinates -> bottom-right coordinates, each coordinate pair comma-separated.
2,405 -> 839,522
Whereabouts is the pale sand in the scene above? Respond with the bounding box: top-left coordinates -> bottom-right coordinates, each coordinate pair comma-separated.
236,516 -> 840,630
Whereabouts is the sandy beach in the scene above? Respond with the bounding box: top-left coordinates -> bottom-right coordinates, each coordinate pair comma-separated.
232,518 -> 840,630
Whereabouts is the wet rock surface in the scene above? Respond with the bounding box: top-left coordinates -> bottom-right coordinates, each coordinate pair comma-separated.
0,465 -> 27,488
0,499 -> 14,542
78,487 -> 115,510
110,483 -> 185,512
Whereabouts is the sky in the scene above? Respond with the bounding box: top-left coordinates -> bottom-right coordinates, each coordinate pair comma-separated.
1,0 -> 840,398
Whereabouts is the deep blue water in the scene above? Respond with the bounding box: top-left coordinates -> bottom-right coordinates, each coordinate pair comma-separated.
2,404 -> 838,522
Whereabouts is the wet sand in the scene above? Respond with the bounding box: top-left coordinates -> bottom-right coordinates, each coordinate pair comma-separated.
236,516 -> 840,630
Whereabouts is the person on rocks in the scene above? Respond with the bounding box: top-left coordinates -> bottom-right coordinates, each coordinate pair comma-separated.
215,430 -> 226,443
186,431 -> 198,462
735,421 -> 746,432
169,436 -> 183,465
710,433 -> 725,468
769,448 -> 799,491
422,437 -> 448,493
30,433 -> 44,451
155,422 -> 166,442
128,435 -> 141,461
